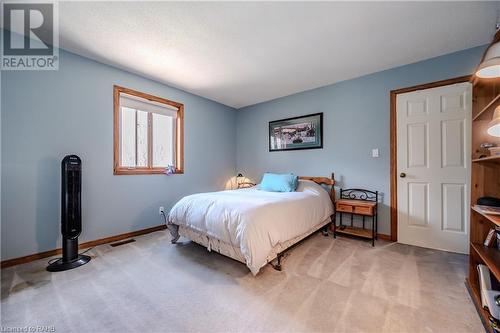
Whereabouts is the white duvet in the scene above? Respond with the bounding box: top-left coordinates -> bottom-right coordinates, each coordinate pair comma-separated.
168,180 -> 334,274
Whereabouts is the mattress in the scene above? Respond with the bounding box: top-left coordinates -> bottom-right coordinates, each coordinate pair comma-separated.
168,180 -> 334,275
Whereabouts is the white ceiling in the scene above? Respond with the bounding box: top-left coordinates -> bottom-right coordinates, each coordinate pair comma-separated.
59,1 -> 498,108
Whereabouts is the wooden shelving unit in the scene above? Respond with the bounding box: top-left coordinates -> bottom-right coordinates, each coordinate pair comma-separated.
468,72 -> 500,333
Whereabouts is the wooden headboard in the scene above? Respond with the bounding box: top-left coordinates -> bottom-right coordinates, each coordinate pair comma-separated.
299,173 -> 335,203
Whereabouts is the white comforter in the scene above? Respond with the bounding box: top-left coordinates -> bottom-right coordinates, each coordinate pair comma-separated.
168,180 -> 334,274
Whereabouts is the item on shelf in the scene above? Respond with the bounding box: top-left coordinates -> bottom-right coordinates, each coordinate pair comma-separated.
475,205 -> 500,216
480,143 -> 497,158
478,264 -> 494,308
495,226 -> 500,250
478,264 -> 500,322
485,289 -> 500,321
490,316 -> 500,333
477,197 -> 500,207
485,229 -> 497,247
490,147 -> 500,156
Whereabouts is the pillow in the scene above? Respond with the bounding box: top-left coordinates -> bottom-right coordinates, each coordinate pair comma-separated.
259,173 -> 299,192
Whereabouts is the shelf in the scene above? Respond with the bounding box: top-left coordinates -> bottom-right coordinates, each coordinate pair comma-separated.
471,206 -> 500,227
472,155 -> 500,164
471,242 -> 500,282
473,93 -> 500,121
465,279 -> 495,333
335,226 -> 373,239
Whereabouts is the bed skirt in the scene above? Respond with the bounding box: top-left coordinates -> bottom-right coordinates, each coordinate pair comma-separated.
173,217 -> 332,268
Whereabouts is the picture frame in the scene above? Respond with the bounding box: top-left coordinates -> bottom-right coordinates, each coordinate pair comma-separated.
269,112 -> 323,152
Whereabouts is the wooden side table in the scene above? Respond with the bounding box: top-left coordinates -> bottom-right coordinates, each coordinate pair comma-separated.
333,188 -> 378,246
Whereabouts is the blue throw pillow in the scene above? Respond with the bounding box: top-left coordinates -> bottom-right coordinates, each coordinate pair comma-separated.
260,173 -> 299,192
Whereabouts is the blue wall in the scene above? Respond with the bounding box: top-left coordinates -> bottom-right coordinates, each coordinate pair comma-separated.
1,50 -> 236,260
236,46 -> 486,235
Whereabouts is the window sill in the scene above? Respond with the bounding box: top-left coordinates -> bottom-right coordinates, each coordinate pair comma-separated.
114,167 -> 184,175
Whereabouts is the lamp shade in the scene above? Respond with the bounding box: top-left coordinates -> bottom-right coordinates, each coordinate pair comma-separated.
476,30 -> 500,79
487,105 -> 500,137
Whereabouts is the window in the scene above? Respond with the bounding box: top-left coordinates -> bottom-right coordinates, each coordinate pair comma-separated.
113,85 -> 184,175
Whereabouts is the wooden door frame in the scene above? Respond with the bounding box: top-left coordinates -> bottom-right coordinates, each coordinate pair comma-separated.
389,75 -> 471,241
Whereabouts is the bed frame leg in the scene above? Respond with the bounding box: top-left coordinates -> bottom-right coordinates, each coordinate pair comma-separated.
166,223 -> 180,244
171,234 -> 180,244
275,254 -> 282,271
271,253 -> 283,271
321,224 -> 329,237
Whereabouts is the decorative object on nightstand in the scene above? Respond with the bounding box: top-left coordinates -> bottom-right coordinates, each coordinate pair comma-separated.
236,173 -> 256,189
333,188 -> 378,246
236,173 -> 244,187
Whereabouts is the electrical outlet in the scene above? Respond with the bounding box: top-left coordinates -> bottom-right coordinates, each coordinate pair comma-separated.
159,206 -> 165,215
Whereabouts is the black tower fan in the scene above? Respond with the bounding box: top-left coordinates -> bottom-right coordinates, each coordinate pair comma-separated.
47,155 -> 91,272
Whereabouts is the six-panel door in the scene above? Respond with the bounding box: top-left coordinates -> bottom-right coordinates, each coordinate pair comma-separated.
397,82 -> 471,253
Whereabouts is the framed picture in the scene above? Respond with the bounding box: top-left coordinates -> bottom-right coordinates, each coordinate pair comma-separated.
269,112 -> 323,152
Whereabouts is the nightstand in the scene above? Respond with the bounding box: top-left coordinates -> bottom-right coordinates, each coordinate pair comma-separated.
333,188 -> 378,246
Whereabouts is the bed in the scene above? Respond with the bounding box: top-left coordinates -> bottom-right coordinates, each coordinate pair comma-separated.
166,175 -> 335,275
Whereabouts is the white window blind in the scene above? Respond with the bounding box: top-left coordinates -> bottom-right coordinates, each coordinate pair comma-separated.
152,113 -> 175,167
119,93 -> 178,118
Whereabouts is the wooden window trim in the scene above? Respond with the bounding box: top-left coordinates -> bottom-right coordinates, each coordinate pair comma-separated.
113,85 -> 184,175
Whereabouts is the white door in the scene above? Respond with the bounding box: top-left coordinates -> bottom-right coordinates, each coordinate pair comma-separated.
397,82 -> 471,253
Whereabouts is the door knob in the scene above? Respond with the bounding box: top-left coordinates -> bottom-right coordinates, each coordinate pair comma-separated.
400,172 -> 406,178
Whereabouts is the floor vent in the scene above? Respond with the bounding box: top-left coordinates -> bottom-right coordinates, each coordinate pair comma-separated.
110,239 -> 136,247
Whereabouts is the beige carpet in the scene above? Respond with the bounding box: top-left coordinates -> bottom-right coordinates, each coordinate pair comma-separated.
1,231 -> 483,332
